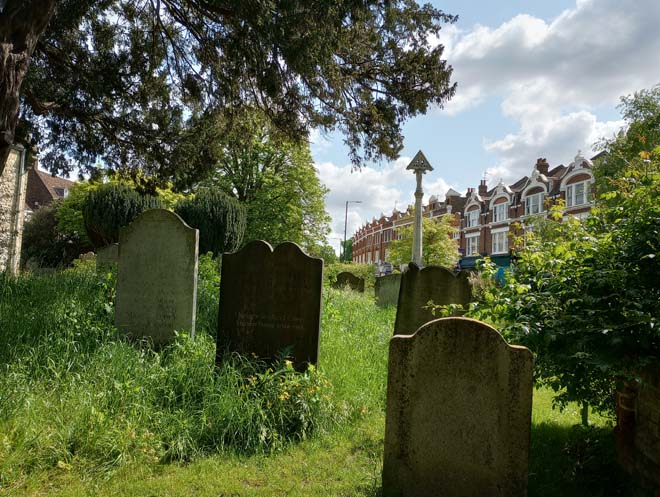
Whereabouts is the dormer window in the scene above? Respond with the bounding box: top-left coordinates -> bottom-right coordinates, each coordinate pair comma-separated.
492,202 -> 508,223
566,181 -> 590,207
466,209 -> 479,227
525,192 -> 544,215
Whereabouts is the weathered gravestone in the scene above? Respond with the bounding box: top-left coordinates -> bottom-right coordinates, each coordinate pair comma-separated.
96,243 -> 119,271
115,210 -> 198,346
333,271 -> 365,293
383,317 -> 533,497
375,273 -> 401,308
217,240 -> 323,369
394,263 -> 471,335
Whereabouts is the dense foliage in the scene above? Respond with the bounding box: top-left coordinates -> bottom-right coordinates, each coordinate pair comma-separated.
5,0 -> 457,181
174,189 -> 247,255
387,214 -> 459,268
194,109 -> 331,251
82,183 -> 162,247
465,87 -> 660,417
20,200 -> 72,268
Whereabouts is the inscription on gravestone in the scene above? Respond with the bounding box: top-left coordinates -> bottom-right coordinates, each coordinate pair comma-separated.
383,317 -> 533,497
217,240 -> 323,369
394,263 -> 471,335
332,271 -> 365,293
375,273 -> 401,308
115,210 -> 198,346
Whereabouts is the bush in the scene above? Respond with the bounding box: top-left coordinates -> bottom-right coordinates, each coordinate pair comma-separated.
324,262 -> 376,289
82,183 -> 162,247
20,200 -> 88,269
174,189 -> 247,255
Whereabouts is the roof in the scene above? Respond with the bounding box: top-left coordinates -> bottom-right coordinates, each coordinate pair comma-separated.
36,169 -> 75,197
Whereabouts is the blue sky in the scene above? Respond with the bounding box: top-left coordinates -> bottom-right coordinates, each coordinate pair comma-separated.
315,0 -> 660,254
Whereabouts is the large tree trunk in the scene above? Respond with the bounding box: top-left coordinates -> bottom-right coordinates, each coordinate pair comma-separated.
0,0 -> 56,176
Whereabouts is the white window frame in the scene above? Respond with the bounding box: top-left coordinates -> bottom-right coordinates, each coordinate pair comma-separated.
492,202 -> 508,223
525,192 -> 545,215
465,233 -> 480,256
466,209 -> 480,227
566,180 -> 590,208
491,228 -> 509,255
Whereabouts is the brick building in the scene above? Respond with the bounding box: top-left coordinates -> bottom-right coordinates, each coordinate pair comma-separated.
352,152 -> 596,269
25,167 -> 76,216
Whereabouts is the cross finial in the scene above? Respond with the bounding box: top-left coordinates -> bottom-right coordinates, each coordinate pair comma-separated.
406,150 -> 433,173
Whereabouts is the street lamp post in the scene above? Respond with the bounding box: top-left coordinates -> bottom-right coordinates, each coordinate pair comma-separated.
406,151 -> 433,267
343,200 -> 362,262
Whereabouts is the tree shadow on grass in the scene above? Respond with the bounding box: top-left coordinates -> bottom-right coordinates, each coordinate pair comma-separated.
530,421 -> 652,497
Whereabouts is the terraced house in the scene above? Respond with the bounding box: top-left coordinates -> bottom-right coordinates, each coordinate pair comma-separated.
352,151 -> 597,269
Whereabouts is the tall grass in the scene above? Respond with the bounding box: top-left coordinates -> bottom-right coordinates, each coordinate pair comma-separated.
0,261 -> 392,488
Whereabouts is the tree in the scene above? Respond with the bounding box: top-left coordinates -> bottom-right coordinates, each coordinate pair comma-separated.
197,109 -> 331,252
1,0 -> 456,179
387,215 -> 459,268
82,183 -> 162,247
174,188 -> 247,255
341,238 -> 353,263
467,87 -> 660,419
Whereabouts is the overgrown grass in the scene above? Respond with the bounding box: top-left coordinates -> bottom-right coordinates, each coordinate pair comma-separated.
0,264 -> 649,496
0,263 -> 388,491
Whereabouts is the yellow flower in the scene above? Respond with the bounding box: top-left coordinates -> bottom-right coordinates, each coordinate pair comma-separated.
279,391 -> 290,401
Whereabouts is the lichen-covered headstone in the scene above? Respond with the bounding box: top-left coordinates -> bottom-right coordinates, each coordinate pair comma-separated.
375,273 -> 401,307
115,210 -> 198,346
394,263 -> 471,334
217,240 -> 323,369
333,271 -> 365,293
96,243 -> 119,271
383,317 -> 533,497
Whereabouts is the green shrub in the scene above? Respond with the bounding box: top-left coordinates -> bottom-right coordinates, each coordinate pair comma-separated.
174,189 -> 246,255
324,262 -> 376,289
82,183 -> 162,247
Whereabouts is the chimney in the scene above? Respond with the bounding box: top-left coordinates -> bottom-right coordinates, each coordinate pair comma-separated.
478,179 -> 487,196
536,158 -> 549,175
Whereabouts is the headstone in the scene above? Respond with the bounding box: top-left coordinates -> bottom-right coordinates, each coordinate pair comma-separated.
383,317 -> 533,497
394,263 -> 471,335
96,243 -> 119,271
375,273 -> 401,308
217,240 -> 323,369
333,271 -> 365,293
79,251 -> 95,263
115,209 -> 198,346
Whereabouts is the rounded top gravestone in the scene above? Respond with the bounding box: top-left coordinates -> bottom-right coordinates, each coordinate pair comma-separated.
216,240 -> 323,370
394,262 -> 472,335
115,209 -> 199,347
383,317 -> 533,497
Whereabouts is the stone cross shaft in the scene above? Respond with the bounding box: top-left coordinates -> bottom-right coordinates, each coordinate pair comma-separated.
406,151 -> 433,267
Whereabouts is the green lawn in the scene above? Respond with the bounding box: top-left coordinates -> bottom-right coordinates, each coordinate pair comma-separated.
0,266 -> 648,496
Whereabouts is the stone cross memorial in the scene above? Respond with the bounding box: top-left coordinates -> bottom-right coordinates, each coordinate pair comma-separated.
375,273 -> 402,308
332,271 -> 365,293
115,209 -> 199,347
217,240 -> 323,369
383,317 -> 533,497
394,263 -> 471,334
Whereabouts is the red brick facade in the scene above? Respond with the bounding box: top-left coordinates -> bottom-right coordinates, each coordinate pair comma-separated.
352,152 -> 596,267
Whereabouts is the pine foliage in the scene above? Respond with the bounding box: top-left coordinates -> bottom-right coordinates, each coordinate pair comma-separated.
175,189 -> 247,255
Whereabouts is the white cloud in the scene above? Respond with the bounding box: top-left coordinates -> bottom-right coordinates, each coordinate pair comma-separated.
439,0 -> 660,180
316,158 -> 453,251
